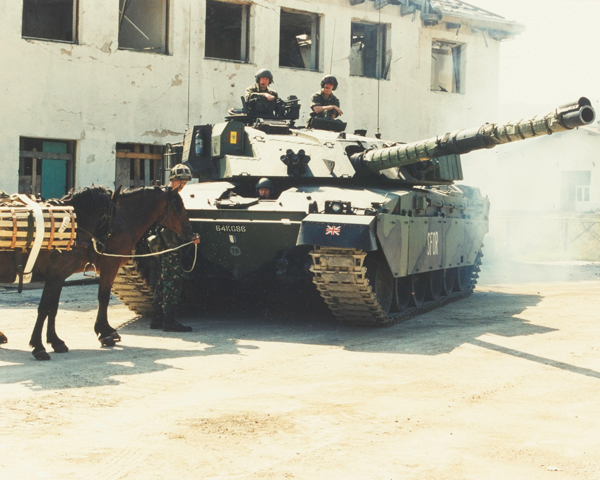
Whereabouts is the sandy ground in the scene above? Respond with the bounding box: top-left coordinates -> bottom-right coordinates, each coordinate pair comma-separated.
1,259 -> 600,480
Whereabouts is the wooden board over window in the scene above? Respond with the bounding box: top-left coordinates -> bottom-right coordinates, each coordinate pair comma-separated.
115,143 -> 165,189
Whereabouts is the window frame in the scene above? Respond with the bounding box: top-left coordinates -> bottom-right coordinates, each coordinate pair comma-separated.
204,0 -> 250,63
18,137 -> 76,198
22,0 -> 79,44
279,9 -> 320,72
430,39 -> 466,94
118,0 -> 170,55
349,21 -> 390,80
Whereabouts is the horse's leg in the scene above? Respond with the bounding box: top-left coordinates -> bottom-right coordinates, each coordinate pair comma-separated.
29,280 -> 65,360
0,331 -> 7,344
44,279 -> 69,354
95,259 -> 122,347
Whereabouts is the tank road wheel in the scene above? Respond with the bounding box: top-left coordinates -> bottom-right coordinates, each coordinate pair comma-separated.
442,268 -> 457,296
426,270 -> 444,301
455,264 -> 474,292
394,277 -> 411,312
410,273 -> 427,307
364,257 -> 394,315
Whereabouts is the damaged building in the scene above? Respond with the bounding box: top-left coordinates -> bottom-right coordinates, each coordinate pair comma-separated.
0,0 -> 522,196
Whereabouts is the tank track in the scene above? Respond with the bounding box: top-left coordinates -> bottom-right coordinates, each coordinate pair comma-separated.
310,246 -> 482,327
112,259 -> 155,316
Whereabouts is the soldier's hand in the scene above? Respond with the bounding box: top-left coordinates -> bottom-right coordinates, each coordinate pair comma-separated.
264,93 -> 275,101
334,106 -> 343,116
191,234 -> 201,245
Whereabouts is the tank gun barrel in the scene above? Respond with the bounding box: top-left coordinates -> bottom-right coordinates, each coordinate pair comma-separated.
359,97 -> 596,173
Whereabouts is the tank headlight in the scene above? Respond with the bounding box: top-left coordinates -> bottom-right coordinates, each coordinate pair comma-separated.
325,200 -> 352,214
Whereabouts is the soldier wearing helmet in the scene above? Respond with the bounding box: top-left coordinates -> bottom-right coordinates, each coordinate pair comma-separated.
150,163 -> 199,333
255,177 -> 275,199
307,75 -> 343,127
245,69 -> 279,116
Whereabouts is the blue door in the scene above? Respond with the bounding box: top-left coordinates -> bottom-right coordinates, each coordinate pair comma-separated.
41,141 -> 68,200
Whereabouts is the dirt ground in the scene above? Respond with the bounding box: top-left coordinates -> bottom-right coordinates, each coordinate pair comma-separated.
1,259 -> 600,480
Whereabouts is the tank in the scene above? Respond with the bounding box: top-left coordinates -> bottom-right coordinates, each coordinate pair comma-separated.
112,98 -> 595,325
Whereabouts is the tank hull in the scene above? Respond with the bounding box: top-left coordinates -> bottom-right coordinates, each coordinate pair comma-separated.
175,181 -> 488,325
111,181 -> 488,325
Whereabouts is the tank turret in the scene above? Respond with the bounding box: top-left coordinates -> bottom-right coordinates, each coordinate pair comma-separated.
353,98 -> 595,174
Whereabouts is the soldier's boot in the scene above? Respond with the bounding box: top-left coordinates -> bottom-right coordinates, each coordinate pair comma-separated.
150,310 -> 164,330
163,313 -> 192,333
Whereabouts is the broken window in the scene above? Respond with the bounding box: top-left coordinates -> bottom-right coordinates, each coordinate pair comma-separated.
115,143 -> 165,189
22,0 -> 77,43
19,137 -> 75,199
279,10 -> 319,71
119,0 -> 169,54
205,0 -> 249,62
350,22 -> 389,79
430,40 -> 464,93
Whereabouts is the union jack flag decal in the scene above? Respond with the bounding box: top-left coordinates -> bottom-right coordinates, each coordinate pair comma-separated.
325,225 -> 341,236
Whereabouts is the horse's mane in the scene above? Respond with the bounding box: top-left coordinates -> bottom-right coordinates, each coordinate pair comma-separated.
60,186 -> 114,243
117,185 -> 164,199
62,185 -> 113,207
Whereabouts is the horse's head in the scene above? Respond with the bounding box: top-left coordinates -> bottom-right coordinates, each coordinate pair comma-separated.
160,187 -> 193,240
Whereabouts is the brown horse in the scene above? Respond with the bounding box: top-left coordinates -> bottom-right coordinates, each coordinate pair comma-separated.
0,185 -> 192,360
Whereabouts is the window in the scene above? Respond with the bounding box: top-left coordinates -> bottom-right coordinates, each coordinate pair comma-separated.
22,0 -> 77,43
279,10 -> 319,71
19,138 -> 75,199
115,143 -> 165,188
350,22 -> 388,79
561,171 -> 591,211
118,0 -> 169,54
430,40 -> 465,93
576,186 -> 590,202
205,0 -> 249,62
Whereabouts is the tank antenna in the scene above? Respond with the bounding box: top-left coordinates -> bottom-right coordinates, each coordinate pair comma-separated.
186,6 -> 192,128
329,19 -> 336,74
376,8 -> 381,137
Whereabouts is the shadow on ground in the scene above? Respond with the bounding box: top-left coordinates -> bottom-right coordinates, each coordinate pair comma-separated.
5,284 -> 593,391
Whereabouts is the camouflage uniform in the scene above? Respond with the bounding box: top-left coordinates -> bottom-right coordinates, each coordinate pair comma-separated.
244,84 -> 279,116
309,91 -> 340,120
152,227 -> 184,318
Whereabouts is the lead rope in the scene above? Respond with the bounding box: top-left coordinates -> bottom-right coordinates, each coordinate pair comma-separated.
92,237 -> 198,259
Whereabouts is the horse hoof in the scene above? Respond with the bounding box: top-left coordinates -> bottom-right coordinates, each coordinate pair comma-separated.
33,349 -> 51,361
0,332 -> 7,344
52,343 -> 69,353
99,336 -> 116,347
109,332 -> 121,343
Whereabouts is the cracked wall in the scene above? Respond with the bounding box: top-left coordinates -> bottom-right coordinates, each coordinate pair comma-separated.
0,0 -> 504,192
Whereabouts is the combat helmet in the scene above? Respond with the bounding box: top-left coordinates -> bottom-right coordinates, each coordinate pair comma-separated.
321,75 -> 338,90
169,164 -> 192,181
255,177 -> 275,192
255,68 -> 274,84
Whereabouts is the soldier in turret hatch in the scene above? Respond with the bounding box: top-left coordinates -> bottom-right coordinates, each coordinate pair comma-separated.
255,177 -> 275,199
245,69 -> 278,116
307,75 -> 343,127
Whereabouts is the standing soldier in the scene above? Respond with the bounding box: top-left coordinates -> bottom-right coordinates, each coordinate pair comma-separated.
307,75 -> 343,127
150,164 -> 200,332
245,68 -> 278,116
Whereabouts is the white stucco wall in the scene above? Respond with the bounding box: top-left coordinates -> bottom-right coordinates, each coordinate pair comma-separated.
0,0 -> 507,193
487,129 -> 600,213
